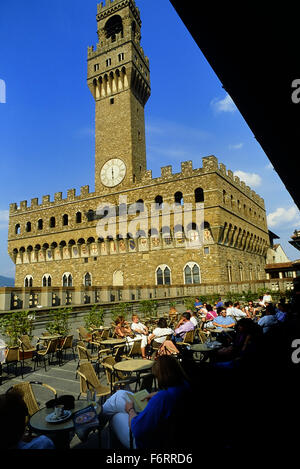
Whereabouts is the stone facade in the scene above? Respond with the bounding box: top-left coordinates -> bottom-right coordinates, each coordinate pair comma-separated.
7,0 -> 270,294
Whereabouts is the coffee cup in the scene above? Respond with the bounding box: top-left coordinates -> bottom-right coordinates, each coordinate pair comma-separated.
54,404 -> 64,418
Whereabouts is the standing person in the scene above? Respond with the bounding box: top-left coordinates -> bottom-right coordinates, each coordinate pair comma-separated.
172,312 -> 195,344
131,314 -> 149,359
101,355 -> 191,449
262,292 -> 273,306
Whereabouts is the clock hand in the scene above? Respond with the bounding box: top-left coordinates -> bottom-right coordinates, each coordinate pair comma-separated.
112,168 -> 114,179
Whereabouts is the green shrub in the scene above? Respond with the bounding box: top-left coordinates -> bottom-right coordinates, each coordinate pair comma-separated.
46,308 -> 71,336
84,305 -> 104,329
0,310 -> 34,346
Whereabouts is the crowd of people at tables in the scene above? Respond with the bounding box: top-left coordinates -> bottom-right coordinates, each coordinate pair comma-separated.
0,291 -> 295,451
111,292 -> 291,373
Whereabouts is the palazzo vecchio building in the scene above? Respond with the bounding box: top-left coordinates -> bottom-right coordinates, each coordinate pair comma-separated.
7,0 -> 270,306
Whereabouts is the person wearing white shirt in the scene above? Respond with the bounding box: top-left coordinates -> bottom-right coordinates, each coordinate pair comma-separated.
131,314 -> 149,359
262,292 -> 272,305
226,301 -> 247,320
190,312 -> 198,328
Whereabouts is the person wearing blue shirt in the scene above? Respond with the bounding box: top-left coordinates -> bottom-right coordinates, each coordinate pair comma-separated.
213,307 -> 236,329
215,298 -> 224,308
102,355 -> 191,449
275,303 -> 288,322
194,297 -> 203,311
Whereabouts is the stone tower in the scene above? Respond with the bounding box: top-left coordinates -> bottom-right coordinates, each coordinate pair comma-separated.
87,0 -> 151,193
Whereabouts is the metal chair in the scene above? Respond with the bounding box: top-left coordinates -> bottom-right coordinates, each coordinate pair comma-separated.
76,362 -> 111,403
5,346 -> 23,379
33,338 -> 60,371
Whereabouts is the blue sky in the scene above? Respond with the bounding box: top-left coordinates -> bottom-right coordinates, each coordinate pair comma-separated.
0,0 -> 299,279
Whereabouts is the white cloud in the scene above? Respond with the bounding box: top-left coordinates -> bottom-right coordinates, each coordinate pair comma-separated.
267,206 -> 300,228
228,143 -> 243,150
0,210 -> 9,230
210,93 -> 237,113
233,170 -> 262,188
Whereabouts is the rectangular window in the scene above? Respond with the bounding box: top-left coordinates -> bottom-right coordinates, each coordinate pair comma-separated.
84,258 -> 88,263
94,257 -> 97,261
94,64 -> 100,72
118,53 -> 124,62
106,58 -> 111,67
110,98 -> 114,104
204,247 -> 210,255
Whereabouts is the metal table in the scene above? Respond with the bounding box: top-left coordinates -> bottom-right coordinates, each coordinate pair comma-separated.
29,400 -> 102,449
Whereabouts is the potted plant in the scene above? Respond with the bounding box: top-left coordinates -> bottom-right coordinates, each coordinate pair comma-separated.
84,305 -> 104,330
0,310 -> 34,347
46,308 -> 71,338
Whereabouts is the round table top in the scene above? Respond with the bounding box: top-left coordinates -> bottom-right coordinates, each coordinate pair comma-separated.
101,338 -> 127,346
37,334 -> 63,341
114,358 -> 154,373
29,400 -> 102,434
190,343 -> 222,352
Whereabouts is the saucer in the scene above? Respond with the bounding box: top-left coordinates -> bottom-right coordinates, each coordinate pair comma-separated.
45,410 -> 72,423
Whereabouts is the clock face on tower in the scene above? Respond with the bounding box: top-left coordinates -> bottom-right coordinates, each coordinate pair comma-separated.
100,158 -> 126,187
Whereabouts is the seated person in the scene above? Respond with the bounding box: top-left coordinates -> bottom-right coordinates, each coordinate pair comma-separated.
114,316 -> 132,338
190,310 -> 199,328
275,303 -> 288,322
194,297 -> 203,312
172,312 -> 195,344
215,297 -> 224,308
131,314 -> 149,359
226,302 -> 248,320
101,355 -> 191,449
244,301 -> 257,319
211,318 -> 263,366
148,318 -> 178,356
168,306 -> 178,323
258,304 -> 279,334
213,307 -> 236,329
0,392 -> 55,449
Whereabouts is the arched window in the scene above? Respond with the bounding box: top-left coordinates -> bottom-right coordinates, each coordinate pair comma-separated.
50,217 -> 56,228
174,192 -> 183,205
42,274 -> 52,287
195,187 -> 204,203
26,222 -> 31,233
223,190 -> 227,204
15,224 -> 20,235
24,275 -> 33,287
135,199 -> 144,213
84,272 -> 92,287
105,15 -> 123,42
37,219 -> 43,230
62,273 -> 73,287
155,195 -> 163,209
62,214 -> 69,226
156,265 -> 171,285
184,262 -> 201,285
76,212 -> 82,224
87,210 -> 94,222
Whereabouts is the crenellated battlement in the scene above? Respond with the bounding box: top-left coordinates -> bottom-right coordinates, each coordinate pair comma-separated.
9,155 -> 265,215
9,185 -> 94,214
97,0 -> 140,23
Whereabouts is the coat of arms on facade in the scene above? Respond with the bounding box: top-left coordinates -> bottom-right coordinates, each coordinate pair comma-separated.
129,239 -> 136,250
